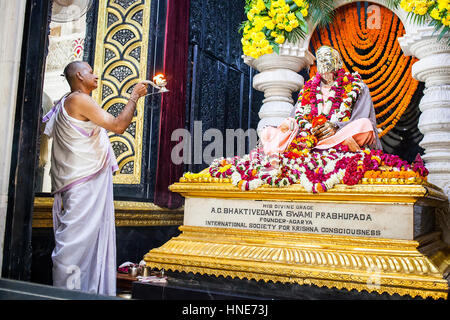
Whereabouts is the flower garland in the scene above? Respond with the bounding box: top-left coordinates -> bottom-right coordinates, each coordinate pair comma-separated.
202,143 -> 429,193
309,4 -> 420,138
294,68 -> 364,133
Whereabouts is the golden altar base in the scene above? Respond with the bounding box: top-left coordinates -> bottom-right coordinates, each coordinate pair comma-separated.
144,182 -> 450,300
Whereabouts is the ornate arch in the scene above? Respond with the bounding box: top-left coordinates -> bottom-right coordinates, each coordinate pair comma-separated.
301,0 -> 418,52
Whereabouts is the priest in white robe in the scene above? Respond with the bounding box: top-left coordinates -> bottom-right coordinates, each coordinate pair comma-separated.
43,61 -> 148,296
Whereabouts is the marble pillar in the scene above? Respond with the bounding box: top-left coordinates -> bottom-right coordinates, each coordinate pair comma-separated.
243,41 -> 315,134
0,0 -> 28,272
399,27 -> 450,198
399,26 -> 450,244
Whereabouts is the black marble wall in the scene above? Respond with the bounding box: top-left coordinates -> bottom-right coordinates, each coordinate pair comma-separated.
31,226 -> 181,286
186,0 -> 264,174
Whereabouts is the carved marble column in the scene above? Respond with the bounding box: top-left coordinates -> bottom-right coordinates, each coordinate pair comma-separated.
0,0 -> 27,272
399,27 -> 450,198
399,27 -> 450,244
243,42 -> 314,134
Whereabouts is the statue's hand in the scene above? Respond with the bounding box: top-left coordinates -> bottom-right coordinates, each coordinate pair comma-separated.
279,122 -> 289,133
312,121 -> 338,141
279,119 -> 295,133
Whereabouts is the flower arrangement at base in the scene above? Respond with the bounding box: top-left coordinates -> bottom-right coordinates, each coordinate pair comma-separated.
240,0 -> 335,59
197,142 -> 429,193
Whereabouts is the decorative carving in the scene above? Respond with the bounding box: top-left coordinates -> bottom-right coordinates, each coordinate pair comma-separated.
143,180 -> 449,299
32,197 -> 184,227
145,226 -> 450,300
92,0 -> 150,184
169,181 -> 448,205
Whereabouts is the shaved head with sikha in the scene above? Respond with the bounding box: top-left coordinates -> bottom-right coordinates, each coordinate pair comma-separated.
63,61 -> 98,92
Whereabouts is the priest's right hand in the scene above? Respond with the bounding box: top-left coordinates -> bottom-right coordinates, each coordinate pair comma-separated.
130,82 -> 149,101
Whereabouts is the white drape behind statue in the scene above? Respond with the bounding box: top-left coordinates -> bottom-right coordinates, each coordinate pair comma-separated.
43,94 -> 118,296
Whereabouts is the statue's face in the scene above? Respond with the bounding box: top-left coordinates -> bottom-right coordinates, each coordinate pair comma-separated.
316,46 -> 341,75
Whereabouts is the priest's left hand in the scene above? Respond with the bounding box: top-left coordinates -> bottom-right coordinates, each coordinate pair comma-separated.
312,121 -> 338,141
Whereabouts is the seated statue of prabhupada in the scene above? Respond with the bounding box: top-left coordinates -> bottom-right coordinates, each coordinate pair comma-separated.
184,46 -> 429,193
260,45 -> 382,155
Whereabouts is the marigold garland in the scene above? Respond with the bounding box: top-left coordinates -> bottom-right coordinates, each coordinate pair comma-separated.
308,3 -> 420,138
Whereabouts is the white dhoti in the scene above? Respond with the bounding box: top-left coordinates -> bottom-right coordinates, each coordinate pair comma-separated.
51,163 -> 116,296
43,94 -> 118,296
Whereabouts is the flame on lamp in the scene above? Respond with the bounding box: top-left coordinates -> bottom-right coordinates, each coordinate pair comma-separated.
153,74 -> 167,87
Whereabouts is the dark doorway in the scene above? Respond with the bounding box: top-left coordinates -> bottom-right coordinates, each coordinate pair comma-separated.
2,0 -> 52,280
185,0 -> 264,174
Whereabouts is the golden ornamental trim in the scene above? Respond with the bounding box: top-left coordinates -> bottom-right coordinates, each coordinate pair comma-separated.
169,182 -> 448,204
144,226 -> 450,300
32,197 -> 183,228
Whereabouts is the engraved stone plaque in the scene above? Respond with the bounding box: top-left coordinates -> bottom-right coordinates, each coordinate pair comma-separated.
184,197 -> 415,240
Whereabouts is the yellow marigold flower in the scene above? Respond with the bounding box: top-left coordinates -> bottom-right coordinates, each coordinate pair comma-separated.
414,6 -> 428,15
253,16 -> 265,31
430,8 -> 441,19
442,16 -> 450,25
258,39 -> 270,47
438,0 -> 449,11
270,31 -> 278,38
254,31 -> 265,41
294,0 -> 305,7
301,8 -> 308,16
342,117 -> 350,122
400,0 -> 414,12
287,12 -> 296,21
289,19 -> 299,28
265,46 -> 274,54
281,4 -> 290,14
256,0 -> 266,12
265,20 -> 276,30
285,25 -> 293,32
219,164 -> 232,172
275,34 -> 285,44
275,13 -> 285,23
277,23 -> 285,29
